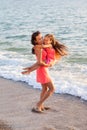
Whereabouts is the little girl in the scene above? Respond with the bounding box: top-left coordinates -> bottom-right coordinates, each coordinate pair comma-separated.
21,34 -> 67,75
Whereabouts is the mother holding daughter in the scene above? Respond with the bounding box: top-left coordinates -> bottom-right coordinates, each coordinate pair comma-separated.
22,31 -> 67,113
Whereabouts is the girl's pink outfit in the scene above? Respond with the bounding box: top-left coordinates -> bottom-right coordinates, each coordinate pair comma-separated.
45,48 -> 55,63
36,48 -> 55,84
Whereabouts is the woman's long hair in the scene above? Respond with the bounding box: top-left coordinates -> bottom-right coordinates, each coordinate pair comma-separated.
31,31 -> 41,54
45,34 -> 68,59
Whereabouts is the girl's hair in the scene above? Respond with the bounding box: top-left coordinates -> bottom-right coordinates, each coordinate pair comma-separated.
31,31 -> 41,54
44,34 -> 68,59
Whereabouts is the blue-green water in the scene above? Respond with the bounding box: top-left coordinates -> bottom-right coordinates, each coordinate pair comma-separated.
0,0 -> 87,100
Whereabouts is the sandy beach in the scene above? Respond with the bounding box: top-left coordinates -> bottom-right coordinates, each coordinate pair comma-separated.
0,77 -> 87,130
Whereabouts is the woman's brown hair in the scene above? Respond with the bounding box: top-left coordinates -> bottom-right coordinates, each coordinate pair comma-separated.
31,31 -> 41,54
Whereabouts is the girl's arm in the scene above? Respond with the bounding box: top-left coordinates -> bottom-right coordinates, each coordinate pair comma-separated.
42,44 -> 52,48
35,44 -> 52,49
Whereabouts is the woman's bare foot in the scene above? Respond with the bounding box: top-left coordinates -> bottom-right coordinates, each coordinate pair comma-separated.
32,107 -> 43,113
37,103 -> 50,111
36,102 -> 43,111
41,106 -> 51,111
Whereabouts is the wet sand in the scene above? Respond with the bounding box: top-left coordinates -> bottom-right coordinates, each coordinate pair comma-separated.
0,77 -> 87,130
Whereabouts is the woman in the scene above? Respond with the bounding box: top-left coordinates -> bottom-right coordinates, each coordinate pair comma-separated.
31,31 -> 55,113
22,31 -> 67,113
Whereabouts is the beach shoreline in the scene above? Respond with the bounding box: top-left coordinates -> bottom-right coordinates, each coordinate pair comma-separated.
0,77 -> 87,130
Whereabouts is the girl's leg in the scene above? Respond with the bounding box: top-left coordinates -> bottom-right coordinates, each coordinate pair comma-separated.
21,62 -> 40,75
22,60 -> 48,75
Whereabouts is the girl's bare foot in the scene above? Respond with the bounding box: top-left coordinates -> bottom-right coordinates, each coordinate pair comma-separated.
21,70 -> 30,75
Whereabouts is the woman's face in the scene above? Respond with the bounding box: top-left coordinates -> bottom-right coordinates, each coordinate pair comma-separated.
35,34 -> 43,45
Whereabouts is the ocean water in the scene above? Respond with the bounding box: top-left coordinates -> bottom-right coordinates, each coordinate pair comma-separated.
0,0 -> 87,100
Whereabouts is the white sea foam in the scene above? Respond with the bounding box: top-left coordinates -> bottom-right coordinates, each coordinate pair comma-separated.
0,51 -> 87,101
0,0 -> 87,101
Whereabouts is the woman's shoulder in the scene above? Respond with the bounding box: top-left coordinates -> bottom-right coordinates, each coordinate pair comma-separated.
34,46 -> 42,55
34,45 -> 42,49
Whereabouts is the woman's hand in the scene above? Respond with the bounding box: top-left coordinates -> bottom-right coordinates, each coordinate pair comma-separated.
48,60 -> 56,67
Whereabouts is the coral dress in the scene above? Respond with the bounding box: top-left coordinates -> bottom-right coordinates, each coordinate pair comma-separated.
36,48 -> 55,84
45,48 -> 55,63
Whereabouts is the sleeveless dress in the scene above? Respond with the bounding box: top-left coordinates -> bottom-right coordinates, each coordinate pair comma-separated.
45,48 -> 55,63
36,48 -> 55,84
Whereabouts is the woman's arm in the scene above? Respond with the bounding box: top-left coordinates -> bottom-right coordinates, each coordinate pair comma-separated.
35,48 -> 50,67
21,46 -> 52,75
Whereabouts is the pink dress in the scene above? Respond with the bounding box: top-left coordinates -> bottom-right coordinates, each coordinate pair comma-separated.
36,48 -> 55,84
45,48 -> 55,63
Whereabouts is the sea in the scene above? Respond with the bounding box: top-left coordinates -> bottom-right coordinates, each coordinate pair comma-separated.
0,0 -> 87,100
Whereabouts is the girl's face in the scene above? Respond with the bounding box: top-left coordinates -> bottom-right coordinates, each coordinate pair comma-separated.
43,37 -> 51,45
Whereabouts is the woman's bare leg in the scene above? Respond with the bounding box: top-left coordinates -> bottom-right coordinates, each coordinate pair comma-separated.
37,81 -> 55,110
39,84 -> 48,110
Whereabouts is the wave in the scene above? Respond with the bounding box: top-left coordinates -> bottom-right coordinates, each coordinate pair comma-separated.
5,34 -> 28,40
0,52 -> 87,101
6,47 -> 27,52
